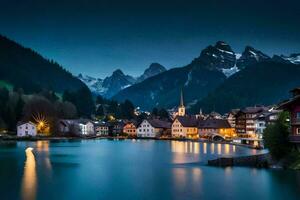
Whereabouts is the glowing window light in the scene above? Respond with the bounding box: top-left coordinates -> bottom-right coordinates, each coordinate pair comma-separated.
32,113 -> 50,134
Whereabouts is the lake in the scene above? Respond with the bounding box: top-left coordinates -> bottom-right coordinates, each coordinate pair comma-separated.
0,139 -> 299,200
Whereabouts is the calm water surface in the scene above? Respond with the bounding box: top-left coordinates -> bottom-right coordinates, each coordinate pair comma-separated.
0,139 -> 299,200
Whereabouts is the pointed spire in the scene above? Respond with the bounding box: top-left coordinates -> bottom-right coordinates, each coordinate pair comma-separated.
199,108 -> 202,115
180,89 -> 184,107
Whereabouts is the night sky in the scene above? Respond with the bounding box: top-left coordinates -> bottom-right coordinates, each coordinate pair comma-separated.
0,0 -> 300,78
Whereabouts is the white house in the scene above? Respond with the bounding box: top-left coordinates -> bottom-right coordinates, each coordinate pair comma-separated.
58,119 -> 95,135
17,122 -> 37,137
254,111 -> 279,139
78,121 -> 94,135
137,119 -> 170,138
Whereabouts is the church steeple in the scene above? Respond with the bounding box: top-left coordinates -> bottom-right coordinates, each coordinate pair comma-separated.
180,89 -> 184,107
178,89 -> 185,116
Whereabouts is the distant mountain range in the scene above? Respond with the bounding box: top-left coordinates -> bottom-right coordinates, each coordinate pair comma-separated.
190,61 -> 300,114
0,34 -> 87,93
1,33 -> 299,114
78,63 -> 166,98
113,41 -> 300,112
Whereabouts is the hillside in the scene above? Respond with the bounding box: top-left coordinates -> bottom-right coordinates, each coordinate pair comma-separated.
190,61 -> 300,114
113,58 -> 226,110
0,35 -> 86,93
112,41 -> 245,110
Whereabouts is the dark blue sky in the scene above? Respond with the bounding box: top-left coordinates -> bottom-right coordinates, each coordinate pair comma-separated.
0,0 -> 300,77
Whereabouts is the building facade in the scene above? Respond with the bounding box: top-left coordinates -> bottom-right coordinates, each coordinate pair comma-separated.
78,121 -> 94,135
123,122 -> 137,136
95,123 -> 109,136
58,119 -> 94,135
172,116 -> 199,138
235,107 -> 268,137
279,88 -> 300,143
17,122 -> 37,137
198,119 -> 235,139
226,109 -> 239,128
137,119 -> 171,138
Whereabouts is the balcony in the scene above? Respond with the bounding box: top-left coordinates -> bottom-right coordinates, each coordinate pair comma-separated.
289,135 -> 300,143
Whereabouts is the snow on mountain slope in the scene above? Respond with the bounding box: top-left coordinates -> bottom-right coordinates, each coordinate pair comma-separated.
281,54 -> 300,64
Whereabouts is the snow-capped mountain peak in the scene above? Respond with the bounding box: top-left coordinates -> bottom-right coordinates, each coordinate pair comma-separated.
280,53 -> 300,64
78,64 -> 166,97
199,41 -> 236,72
78,74 -> 105,94
236,46 -> 270,70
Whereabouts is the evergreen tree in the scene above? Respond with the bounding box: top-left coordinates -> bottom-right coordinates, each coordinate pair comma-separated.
120,100 -> 135,119
63,87 -> 95,117
15,95 -> 25,122
263,112 -> 291,160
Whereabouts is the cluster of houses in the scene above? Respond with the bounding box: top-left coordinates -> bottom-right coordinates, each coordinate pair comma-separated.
16,88 -> 300,148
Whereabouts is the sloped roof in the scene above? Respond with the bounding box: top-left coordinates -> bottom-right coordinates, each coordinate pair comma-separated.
175,116 -> 199,127
198,119 -> 231,129
17,121 -> 36,127
240,106 -> 268,114
278,95 -> 300,110
254,111 -> 280,120
94,121 -> 109,127
59,119 -> 93,126
147,119 -> 171,129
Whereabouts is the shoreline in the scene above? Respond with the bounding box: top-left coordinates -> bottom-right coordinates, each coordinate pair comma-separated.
0,134 -> 262,150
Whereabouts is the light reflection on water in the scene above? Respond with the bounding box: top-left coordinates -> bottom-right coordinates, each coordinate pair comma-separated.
170,141 -> 239,156
21,141 -> 53,200
3,139 -> 290,200
21,148 -> 36,200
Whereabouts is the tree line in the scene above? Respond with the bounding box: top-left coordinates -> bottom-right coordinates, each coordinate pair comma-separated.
0,84 -> 144,134
0,86 -> 79,134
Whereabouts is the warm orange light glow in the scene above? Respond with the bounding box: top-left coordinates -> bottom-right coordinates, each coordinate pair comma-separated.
32,113 -> 50,134
22,147 -> 36,200
225,144 -> 230,154
203,143 -> 207,154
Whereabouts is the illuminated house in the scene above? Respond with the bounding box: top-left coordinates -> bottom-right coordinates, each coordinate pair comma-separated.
123,122 -> 137,136
58,119 -> 94,135
226,109 -> 240,128
198,119 -> 235,140
172,116 -> 199,138
235,106 -> 268,137
17,121 -> 37,137
95,122 -> 109,136
254,111 -> 279,139
137,119 -> 171,138
278,88 -> 300,143
79,121 -> 94,135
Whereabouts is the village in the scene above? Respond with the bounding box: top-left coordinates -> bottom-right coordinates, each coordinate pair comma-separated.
13,87 -> 300,149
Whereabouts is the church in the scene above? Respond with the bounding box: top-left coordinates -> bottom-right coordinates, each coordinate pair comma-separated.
171,90 -> 199,138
